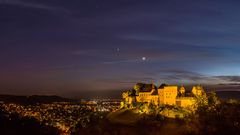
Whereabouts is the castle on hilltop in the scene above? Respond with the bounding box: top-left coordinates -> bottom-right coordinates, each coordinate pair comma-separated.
122,83 -> 206,108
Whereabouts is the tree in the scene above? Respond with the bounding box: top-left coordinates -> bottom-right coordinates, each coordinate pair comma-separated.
133,83 -> 144,95
208,92 -> 220,107
195,93 -> 208,113
128,89 -> 136,96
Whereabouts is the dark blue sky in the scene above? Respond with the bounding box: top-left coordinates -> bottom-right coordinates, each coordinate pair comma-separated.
0,0 -> 240,96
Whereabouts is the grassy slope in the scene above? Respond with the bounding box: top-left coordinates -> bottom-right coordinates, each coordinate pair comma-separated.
107,109 -> 143,125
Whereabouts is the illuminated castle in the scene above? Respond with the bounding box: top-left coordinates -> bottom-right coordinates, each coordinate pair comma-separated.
122,83 -> 206,108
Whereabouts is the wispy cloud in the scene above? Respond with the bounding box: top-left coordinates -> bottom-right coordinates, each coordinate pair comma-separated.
47,65 -> 75,70
214,76 -> 240,83
71,49 -> 102,56
120,34 -> 162,41
0,0 -> 71,14
161,71 -> 240,85
102,58 -> 142,64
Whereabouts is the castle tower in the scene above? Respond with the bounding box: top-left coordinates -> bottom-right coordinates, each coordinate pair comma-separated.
151,83 -> 155,90
158,85 -> 178,105
192,85 -> 204,96
179,85 -> 185,95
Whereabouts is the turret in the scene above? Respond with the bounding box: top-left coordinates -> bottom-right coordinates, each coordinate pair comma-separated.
179,85 -> 185,95
192,85 -> 204,96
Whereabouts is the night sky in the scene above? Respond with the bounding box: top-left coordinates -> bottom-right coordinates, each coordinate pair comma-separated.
1,0 -> 240,97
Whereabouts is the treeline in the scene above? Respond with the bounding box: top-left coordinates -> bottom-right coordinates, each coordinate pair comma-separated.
0,95 -> 77,105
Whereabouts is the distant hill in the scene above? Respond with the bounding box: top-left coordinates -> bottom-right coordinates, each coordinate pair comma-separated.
0,95 -> 78,104
216,91 -> 240,100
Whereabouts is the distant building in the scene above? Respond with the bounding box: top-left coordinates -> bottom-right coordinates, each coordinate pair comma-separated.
122,83 -> 206,109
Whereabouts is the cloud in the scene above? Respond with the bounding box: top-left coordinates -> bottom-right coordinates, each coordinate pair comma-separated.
140,69 -> 227,85
71,49 -> 102,56
0,0 -> 71,14
47,65 -> 75,70
102,58 -> 142,64
214,76 -> 240,83
218,83 -> 240,86
120,34 -> 163,41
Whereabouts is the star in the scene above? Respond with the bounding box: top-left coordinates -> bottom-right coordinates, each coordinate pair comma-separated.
116,48 -> 120,52
142,57 -> 146,61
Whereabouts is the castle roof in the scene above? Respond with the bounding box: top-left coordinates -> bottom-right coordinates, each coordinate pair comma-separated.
138,84 -> 157,92
158,83 -> 168,89
151,89 -> 158,95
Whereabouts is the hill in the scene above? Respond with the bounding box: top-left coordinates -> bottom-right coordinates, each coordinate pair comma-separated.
107,109 -> 143,125
0,95 -> 77,104
216,91 -> 240,100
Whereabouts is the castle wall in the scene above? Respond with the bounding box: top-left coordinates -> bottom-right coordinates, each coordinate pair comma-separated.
192,86 -> 203,96
176,97 -> 196,108
158,86 -> 178,105
136,92 -> 152,103
150,95 -> 159,105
